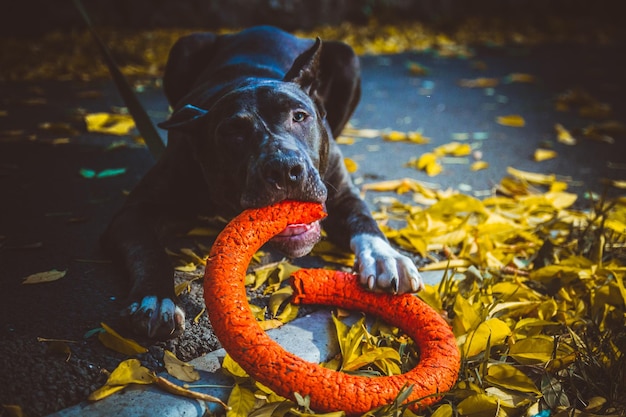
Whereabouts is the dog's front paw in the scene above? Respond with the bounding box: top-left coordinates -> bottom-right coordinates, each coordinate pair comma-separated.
122,296 -> 185,340
351,234 -> 423,294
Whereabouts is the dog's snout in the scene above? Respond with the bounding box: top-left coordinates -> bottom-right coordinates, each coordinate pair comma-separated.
263,156 -> 306,189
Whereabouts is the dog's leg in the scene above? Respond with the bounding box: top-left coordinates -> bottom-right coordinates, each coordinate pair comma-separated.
323,143 -> 423,294
101,148 -> 204,340
102,201 -> 186,339
317,41 -> 422,294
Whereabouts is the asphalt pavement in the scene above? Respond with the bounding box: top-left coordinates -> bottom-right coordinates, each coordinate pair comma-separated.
1,40 -> 625,417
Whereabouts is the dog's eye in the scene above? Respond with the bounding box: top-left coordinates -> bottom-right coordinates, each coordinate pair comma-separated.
292,111 -> 308,123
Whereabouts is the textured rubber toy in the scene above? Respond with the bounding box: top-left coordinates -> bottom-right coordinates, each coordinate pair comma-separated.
204,200 -> 460,415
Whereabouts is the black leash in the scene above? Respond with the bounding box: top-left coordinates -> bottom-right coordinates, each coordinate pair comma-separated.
72,0 -> 166,160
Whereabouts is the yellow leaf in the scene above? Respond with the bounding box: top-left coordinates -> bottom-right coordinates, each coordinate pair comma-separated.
506,166 -> 555,185
462,318 -> 511,357
452,294 -> 481,336
420,259 -> 472,271
470,161 -> 489,171
341,127 -> 382,138
550,181 -> 568,192
529,265 -> 586,285
336,135 -> 355,145
222,354 -> 249,378
417,284 -> 442,311
268,285 -> 294,317
611,180 -> 626,189
485,363 -> 541,394
179,248 -> 207,265
425,160 -> 443,176
385,129 -> 432,144
343,157 -> 358,173
332,315 -> 366,370
554,123 -> 576,145
88,384 -> 126,401
227,384 -> 257,417
85,113 -> 136,136
406,131 -> 431,144
98,322 -> 148,355
544,191 -> 578,209
508,337 -> 554,365
496,114 -> 525,127
174,263 -> 198,272
89,359 -> 155,401
250,263 -> 278,290
310,240 -> 354,266
342,346 -> 401,373
22,269 -> 66,284
274,302 -> 299,324
456,393 -> 501,417
415,152 -> 437,169
174,278 -> 197,296
382,130 -> 407,141
434,141 -> 472,157
533,148 -> 557,161
458,77 -> 499,88
431,404 -> 453,417
258,319 -> 284,330
163,350 -> 200,382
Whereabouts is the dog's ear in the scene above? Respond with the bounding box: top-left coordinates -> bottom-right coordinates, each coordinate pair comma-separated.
283,38 -> 322,96
158,104 -> 209,134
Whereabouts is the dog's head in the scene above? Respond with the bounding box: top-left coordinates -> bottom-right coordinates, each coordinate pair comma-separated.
160,39 -> 329,257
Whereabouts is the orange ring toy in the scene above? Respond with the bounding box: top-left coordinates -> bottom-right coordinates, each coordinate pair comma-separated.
204,200 -> 460,415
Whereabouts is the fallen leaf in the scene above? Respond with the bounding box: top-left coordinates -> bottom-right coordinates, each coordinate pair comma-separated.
485,363 -> 541,394
2,405 -> 25,417
611,180 -> 626,189
458,77 -> 499,88
534,148 -> 557,161
336,136 -> 355,145
85,113 -> 135,135
555,123 -> 576,145
470,161 -> 489,171
22,269 -> 66,284
98,322 -> 148,355
382,130 -> 431,144
343,157 -> 358,173
456,393 -> 500,416
462,318 -> 512,357
89,359 -> 155,401
341,127 -> 382,138
434,142 -> 472,157
227,384 -> 257,417
496,114 -> 526,127
163,350 -> 200,382
506,167 -> 556,185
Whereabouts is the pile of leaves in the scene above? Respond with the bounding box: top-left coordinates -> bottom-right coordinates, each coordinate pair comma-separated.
1,17 -> 622,82
156,170 -> 625,417
362,175 -> 626,416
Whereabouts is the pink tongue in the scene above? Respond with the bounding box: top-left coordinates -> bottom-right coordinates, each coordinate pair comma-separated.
276,223 -> 312,237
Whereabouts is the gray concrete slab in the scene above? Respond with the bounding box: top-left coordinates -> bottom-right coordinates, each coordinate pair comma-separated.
48,310 -> 338,416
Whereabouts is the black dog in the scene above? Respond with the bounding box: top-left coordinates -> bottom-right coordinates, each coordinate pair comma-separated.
102,26 -> 423,340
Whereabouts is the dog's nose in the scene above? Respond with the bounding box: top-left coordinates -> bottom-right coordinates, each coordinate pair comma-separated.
263,156 -> 306,189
